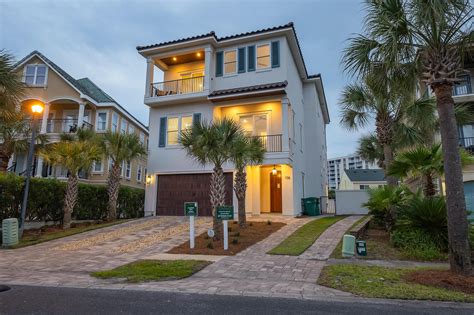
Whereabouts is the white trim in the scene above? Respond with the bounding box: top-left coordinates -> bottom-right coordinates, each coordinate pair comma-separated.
137,165 -> 143,182
96,102 -> 148,133
111,112 -> 119,132
125,160 -> 132,179
95,110 -> 109,132
208,88 -> 286,101
23,64 -> 49,87
92,160 -> 104,174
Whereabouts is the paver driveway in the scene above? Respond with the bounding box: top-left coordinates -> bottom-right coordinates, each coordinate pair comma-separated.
0,215 -> 361,300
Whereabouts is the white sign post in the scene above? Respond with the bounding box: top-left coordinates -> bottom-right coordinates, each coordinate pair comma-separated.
190,216 -> 195,249
184,202 -> 198,249
223,220 -> 228,250
216,206 -> 233,251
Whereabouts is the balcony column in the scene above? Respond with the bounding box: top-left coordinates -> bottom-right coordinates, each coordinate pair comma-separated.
281,97 -> 290,152
77,102 -> 85,128
40,102 -> 50,133
145,58 -> 154,98
204,47 -> 213,92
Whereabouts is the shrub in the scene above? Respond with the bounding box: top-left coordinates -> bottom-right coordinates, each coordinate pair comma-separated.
391,229 -> 447,261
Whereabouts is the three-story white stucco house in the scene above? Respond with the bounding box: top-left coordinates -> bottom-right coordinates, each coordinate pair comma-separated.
137,23 -> 329,217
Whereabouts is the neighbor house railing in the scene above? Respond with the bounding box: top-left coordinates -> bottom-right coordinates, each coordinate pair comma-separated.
453,75 -> 473,96
460,137 -> 474,154
254,134 -> 283,152
151,76 -> 204,97
43,119 -> 93,133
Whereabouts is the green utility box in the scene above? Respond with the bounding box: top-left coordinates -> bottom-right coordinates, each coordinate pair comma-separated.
356,240 -> 367,256
301,197 -> 320,216
342,234 -> 356,257
2,218 -> 19,247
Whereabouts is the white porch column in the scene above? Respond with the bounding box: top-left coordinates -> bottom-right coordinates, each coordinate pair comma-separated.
203,47 -> 213,92
40,102 -> 50,133
145,58 -> 155,98
281,97 -> 290,152
35,158 -> 43,177
77,102 -> 85,128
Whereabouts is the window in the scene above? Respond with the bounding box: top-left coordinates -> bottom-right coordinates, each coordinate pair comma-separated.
93,160 -> 103,173
139,132 -> 145,145
128,124 -> 135,135
224,50 -> 237,74
120,119 -> 127,134
167,115 -> 192,146
137,165 -> 142,182
96,112 -> 107,131
24,64 -> 47,86
257,44 -> 270,69
111,113 -> 119,132
239,113 -> 268,137
125,161 -> 131,179
360,185 -> 370,190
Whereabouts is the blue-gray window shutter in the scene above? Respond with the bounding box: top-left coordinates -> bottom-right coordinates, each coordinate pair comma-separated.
216,51 -> 223,77
247,45 -> 255,72
193,113 -> 201,125
238,48 -> 246,73
159,117 -> 167,147
271,41 -> 280,68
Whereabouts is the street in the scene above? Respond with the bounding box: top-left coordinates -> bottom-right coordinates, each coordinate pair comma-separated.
0,285 -> 472,315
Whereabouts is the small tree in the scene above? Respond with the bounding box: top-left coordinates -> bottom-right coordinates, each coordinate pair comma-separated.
101,131 -> 146,221
231,135 -> 265,227
40,129 -> 101,229
180,118 -> 241,239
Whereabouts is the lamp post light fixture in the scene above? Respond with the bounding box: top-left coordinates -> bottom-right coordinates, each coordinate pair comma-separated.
19,102 -> 44,237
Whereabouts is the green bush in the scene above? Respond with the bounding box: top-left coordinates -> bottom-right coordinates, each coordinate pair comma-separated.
0,173 -> 144,222
391,229 -> 447,260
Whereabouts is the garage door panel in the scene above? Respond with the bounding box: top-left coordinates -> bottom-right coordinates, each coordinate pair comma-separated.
157,173 -> 233,216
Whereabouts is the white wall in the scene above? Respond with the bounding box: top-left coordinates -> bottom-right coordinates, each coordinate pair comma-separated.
335,190 -> 369,215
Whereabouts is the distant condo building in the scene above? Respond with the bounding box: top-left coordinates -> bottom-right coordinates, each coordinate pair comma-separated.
327,154 -> 377,190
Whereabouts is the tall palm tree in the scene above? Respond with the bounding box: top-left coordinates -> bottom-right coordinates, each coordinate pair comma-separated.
0,50 -> 24,111
357,133 -> 385,168
101,131 -> 146,221
180,118 -> 241,239
231,135 -> 265,227
40,129 -> 101,229
343,0 -> 473,274
389,144 -> 474,197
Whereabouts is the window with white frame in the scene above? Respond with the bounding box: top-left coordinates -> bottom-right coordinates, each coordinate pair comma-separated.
139,132 -> 145,145
24,64 -> 48,86
93,160 -> 103,173
128,124 -> 135,135
137,165 -> 142,182
238,113 -> 268,137
167,115 -> 193,146
256,44 -> 270,69
125,161 -> 131,179
224,50 -> 237,74
97,112 -> 107,131
111,113 -> 119,132
120,160 -> 125,177
120,119 -> 127,134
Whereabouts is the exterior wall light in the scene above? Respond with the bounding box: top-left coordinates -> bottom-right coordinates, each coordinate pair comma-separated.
146,175 -> 152,185
31,103 -> 44,114
272,165 -> 277,175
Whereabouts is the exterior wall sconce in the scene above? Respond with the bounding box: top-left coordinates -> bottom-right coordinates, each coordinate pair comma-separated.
272,165 -> 277,175
146,175 -> 152,185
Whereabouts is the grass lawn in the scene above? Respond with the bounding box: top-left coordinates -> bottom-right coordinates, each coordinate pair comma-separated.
318,264 -> 474,303
91,260 -> 211,283
268,216 -> 346,256
4,220 -> 133,249
168,220 -> 285,256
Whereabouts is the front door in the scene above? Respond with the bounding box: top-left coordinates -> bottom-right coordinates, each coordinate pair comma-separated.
270,170 -> 282,213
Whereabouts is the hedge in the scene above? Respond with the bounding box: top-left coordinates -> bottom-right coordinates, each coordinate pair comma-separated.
0,173 -> 144,222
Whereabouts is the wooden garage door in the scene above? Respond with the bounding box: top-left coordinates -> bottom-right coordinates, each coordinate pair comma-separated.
156,173 -> 233,216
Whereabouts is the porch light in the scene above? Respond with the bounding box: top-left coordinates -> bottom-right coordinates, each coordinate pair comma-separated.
272,165 -> 277,175
172,57 -> 177,61
31,103 -> 44,114
146,175 -> 152,185
196,52 -> 201,57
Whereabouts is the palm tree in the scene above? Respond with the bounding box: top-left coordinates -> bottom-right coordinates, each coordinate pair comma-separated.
0,50 -> 24,111
357,133 -> 384,168
343,0 -> 473,274
231,135 -> 265,227
180,117 -> 241,239
101,131 -> 146,221
40,129 -> 101,229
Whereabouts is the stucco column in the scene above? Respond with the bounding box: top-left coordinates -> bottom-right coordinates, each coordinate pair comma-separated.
40,102 -> 50,133
203,47 -> 213,92
281,97 -> 290,152
77,102 -> 85,128
145,58 -> 154,98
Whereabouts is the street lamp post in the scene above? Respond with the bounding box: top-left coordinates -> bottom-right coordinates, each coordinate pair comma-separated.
19,103 -> 44,237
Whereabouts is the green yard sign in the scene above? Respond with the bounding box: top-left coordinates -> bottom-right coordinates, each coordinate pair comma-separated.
184,202 -> 198,216
216,206 -> 234,220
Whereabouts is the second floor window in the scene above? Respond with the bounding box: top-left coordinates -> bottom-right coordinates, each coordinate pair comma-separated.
139,132 -> 145,145
167,115 -> 193,146
128,124 -> 135,135
125,161 -> 131,179
239,113 -> 268,137
93,160 -> 103,173
97,112 -> 107,131
257,44 -> 270,69
121,120 -> 127,134
224,50 -> 237,74
24,64 -> 47,86
112,113 -> 119,132
137,165 -> 142,182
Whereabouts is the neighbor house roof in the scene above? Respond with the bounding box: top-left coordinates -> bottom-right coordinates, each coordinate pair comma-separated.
344,169 -> 386,182
208,81 -> 287,98
14,50 -> 148,132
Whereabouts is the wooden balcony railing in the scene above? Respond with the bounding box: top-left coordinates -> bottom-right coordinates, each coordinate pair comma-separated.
254,134 -> 283,152
151,76 -> 204,97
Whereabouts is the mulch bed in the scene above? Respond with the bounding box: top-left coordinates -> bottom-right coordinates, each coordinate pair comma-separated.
168,220 -> 285,256
404,270 -> 474,294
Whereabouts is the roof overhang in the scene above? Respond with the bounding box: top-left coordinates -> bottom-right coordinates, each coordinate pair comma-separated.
304,75 -> 330,124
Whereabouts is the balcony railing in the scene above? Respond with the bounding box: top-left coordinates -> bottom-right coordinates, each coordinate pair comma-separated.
44,119 -> 93,133
254,134 -> 283,152
460,137 -> 474,154
151,76 -> 204,97
453,75 -> 472,96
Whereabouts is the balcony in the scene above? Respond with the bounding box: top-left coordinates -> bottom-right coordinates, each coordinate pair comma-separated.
453,75 -> 472,96
254,134 -> 283,152
26,119 -> 94,133
150,76 -> 204,98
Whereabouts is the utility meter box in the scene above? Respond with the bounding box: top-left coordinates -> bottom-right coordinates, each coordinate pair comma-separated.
356,240 -> 367,256
342,234 -> 355,257
2,218 -> 19,247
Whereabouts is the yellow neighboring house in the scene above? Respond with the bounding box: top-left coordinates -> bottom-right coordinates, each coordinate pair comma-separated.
339,169 -> 386,190
8,51 -> 149,189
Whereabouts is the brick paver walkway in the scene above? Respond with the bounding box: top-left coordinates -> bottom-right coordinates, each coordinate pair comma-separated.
0,214 -> 360,300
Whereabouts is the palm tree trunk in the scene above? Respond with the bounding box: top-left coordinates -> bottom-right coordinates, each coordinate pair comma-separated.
210,166 -> 225,240
434,84 -> 472,275
63,174 -> 78,229
376,115 -> 397,186
106,162 -> 121,222
422,173 -> 436,197
382,144 -> 397,186
234,169 -> 247,227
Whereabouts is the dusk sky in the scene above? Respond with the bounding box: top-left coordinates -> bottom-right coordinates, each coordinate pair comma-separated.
1,0 -> 372,158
